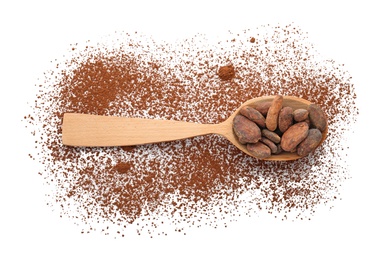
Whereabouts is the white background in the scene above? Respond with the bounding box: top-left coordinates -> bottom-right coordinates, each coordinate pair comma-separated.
1,0 -> 380,259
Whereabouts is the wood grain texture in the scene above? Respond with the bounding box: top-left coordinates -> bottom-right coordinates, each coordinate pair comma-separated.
62,114 -> 221,146
62,96 -> 328,161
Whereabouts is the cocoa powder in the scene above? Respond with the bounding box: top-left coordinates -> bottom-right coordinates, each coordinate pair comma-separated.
25,24 -> 358,237
218,64 -> 235,80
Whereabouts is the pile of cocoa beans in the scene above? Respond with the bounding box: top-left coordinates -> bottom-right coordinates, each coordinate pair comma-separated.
233,95 -> 327,159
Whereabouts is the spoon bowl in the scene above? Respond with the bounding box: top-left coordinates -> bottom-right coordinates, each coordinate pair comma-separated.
62,95 -> 328,161
220,95 -> 328,161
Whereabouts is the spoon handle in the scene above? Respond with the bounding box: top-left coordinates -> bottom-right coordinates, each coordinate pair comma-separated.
62,113 -> 222,147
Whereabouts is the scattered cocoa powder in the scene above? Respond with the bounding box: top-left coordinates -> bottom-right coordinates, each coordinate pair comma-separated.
24,24 -> 358,237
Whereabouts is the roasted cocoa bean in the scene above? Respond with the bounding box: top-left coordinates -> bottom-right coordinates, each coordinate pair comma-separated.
247,142 -> 271,159
239,106 -> 266,128
278,106 -> 293,133
233,114 -> 261,144
260,137 -> 278,154
297,129 -> 323,157
265,95 -> 283,131
253,101 -> 272,117
261,129 -> 281,143
293,108 -> 309,122
280,122 -> 309,151
308,103 -> 327,132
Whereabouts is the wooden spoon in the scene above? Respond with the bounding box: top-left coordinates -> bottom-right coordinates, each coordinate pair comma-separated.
62,95 -> 328,161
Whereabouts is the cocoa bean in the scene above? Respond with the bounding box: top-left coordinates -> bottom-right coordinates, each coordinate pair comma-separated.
261,129 -> 281,144
308,103 -> 327,132
253,101 -> 272,117
280,122 -> 309,151
265,95 -> 283,131
239,106 -> 266,128
278,106 -> 293,133
260,137 -> 278,154
293,108 -> 309,122
233,114 -> 261,144
297,129 -> 323,157
247,142 -> 271,159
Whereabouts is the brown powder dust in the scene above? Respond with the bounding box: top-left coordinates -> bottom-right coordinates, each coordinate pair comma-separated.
24,24 -> 358,237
